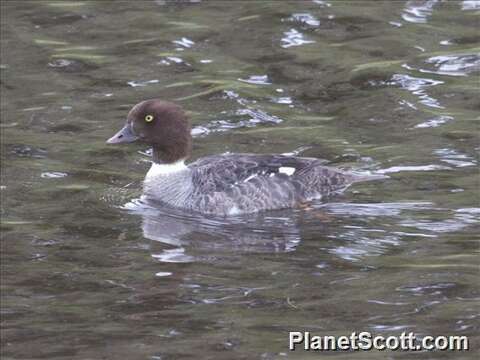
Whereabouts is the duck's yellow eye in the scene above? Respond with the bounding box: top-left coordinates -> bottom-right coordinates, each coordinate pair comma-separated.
145,115 -> 154,122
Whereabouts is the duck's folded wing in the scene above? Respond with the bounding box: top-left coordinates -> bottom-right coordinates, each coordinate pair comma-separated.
189,153 -> 340,195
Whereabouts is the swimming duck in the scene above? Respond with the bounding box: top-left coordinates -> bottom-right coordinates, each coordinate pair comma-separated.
107,99 -> 381,216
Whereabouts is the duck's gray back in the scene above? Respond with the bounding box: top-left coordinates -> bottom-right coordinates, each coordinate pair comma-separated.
144,154 -> 357,215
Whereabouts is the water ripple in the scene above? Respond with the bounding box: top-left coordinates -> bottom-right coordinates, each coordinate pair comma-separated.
152,248 -> 195,263
41,172 -> 68,179
191,90 -> 283,136
271,96 -> 293,105
281,28 -> 315,48
288,13 -> 320,27
172,37 -> 195,48
401,208 -> 480,233
329,232 -> 401,262
434,148 -> 477,168
414,115 -> 453,129
402,0 -> 439,24
237,75 -> 271,85
423,54 -> 480,77
377,164 -> 451,174
312,0 -> 331,7
158,56 -> 185,66
391,73 -> 444,108
127,79 -> 159,87
461,0 -> 480,10
321,202 -> 434,217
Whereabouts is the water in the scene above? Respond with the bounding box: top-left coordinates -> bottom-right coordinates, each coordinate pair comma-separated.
1,1 -> 479,359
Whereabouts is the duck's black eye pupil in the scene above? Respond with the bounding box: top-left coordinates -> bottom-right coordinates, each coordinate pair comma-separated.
145,115 -> 154,122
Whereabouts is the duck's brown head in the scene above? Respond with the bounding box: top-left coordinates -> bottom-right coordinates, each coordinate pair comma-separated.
107,99 -> 191,164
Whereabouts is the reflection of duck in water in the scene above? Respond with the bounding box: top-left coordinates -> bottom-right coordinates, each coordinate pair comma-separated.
107,99 -> 385,216
124,198 -> 304,255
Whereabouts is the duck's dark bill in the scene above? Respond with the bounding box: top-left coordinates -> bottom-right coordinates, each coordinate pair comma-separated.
106,124 -> 138,144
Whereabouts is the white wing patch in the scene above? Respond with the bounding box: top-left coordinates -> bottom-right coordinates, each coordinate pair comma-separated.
279,166 -> 296,176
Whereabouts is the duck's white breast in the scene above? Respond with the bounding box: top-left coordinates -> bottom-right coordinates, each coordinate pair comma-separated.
145,160 -> 188,181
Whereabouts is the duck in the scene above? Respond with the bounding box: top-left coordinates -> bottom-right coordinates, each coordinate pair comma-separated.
107,99 -> 383,216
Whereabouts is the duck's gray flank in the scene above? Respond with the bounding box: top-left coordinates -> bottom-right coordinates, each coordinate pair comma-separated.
144,154 -> 360,215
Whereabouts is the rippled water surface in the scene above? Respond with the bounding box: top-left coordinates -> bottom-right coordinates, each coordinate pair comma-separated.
1,1 -> 479,359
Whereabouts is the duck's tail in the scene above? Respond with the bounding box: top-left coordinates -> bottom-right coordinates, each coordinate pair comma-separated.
349,171 -> 390,183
